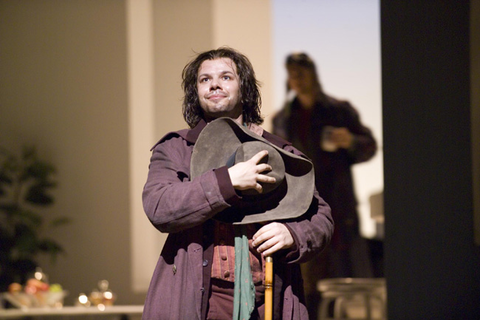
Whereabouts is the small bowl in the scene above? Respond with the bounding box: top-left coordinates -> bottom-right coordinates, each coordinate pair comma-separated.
3,290 -> 68,309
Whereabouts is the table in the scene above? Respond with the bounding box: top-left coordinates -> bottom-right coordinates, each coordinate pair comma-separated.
0,305 -> 143,320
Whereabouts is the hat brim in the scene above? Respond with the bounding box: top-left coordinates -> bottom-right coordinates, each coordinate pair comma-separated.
190,117 -> 315,225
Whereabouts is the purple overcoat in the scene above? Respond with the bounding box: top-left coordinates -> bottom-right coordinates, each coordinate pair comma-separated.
142,119 -> 333,320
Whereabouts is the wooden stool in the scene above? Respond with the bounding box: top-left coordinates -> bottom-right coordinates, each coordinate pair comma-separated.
317,278 -> 386,320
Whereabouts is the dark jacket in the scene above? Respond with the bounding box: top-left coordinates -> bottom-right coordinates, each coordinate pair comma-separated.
142,119 -> 333,319
272,95 -> 377,250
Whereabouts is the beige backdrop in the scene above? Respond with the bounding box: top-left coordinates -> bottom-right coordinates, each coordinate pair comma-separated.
0,0 -> 273,305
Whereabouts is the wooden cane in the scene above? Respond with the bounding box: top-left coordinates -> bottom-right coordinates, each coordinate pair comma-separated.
265,256 -> 273,320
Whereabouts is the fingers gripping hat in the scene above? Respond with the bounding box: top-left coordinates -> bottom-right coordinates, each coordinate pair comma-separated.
190,117 -> 315,225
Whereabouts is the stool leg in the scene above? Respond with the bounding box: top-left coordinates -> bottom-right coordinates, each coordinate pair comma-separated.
333,296 -> 346,319
372,295 -> 386,320
365,294 -> 372,320
318,298 -> 332,320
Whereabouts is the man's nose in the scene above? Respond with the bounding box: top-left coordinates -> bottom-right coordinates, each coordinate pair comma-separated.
210,78 -> 221,90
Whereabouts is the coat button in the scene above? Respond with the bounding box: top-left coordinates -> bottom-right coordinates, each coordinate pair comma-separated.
223,271 -> 230,278
172,265 -> 177,274
203,259 -> 208,267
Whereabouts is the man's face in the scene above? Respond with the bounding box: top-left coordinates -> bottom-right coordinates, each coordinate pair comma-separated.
287,65 -> 316,95
197,58 -> 243,122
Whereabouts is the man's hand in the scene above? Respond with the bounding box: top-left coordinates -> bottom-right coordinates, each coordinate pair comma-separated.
228,150 -> 276,193
331,127 -> 354,149
252,222 -> 294,257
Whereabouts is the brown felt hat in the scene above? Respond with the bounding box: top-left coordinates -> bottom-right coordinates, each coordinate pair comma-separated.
190,117 -> 315,225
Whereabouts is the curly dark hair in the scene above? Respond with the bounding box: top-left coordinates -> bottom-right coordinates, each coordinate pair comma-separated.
182,47 -> 263,128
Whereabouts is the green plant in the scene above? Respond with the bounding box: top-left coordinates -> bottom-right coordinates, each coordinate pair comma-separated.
0,146 -> 70,292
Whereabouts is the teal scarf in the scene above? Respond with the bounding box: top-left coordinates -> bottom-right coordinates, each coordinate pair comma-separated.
232,225 -> 255,320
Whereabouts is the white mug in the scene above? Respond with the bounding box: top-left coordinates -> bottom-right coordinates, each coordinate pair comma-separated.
321,126 -> 338,152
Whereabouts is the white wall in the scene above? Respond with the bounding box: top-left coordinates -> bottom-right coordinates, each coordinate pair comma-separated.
0,0 -> 146,306
0,0 -> 274,303
271,0 -> 383,238
0,0 -> 275,304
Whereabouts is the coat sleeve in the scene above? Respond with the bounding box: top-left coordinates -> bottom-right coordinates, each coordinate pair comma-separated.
341,101 -> 377,164
142,135 -> 239,233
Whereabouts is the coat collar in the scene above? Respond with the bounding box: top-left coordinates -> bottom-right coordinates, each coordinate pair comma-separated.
185,119 -> 266,143
184,119 -> 207,144
151,118 -> 291,150
150,119 -> 207,151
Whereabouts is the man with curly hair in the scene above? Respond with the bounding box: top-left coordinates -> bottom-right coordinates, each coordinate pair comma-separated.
142,47 -> 333,320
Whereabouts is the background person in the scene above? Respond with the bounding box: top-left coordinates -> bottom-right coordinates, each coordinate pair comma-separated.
142,47 -> 333,320
272,52 -> 377,319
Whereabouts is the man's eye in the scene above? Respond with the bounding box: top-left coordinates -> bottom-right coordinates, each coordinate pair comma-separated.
222,76 -> 231,80
200,78 -> 209,82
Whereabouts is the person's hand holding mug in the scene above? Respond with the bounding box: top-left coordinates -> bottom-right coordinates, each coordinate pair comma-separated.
321,126 -> 353,151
